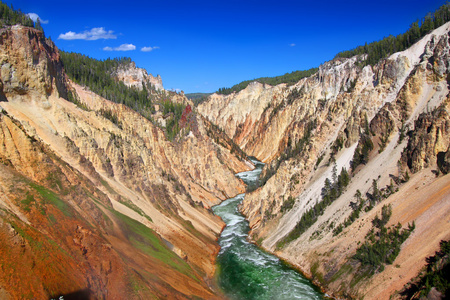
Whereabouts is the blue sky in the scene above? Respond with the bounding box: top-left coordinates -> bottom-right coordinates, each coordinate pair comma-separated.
8,0 -> 448,93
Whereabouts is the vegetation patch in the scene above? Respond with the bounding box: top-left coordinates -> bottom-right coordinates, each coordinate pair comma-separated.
329,136 -> 344,163
350,115 -> 374,171
335,4 -> 450,66
310,260 -> 325,285
216,68 -> 318,95
185,93 -> 212,106
346,79 -> 357,93
315,153 -> 325,169
333,179 -> 398,235
67,89 -> 90,111
127,270 -> 151,296
29,182 -> 73,218
99,177 -> 117,195
205,120 -> 248,162
161,100 -> 186,141
378,122 -> 392,153
0,2 -> 36,29
280,196 -> 295,213
277,166 -> 350,248
61,52 -> 197,142
352,205 -> 415,274
111,209 -> 198,281
329,205 -> 415,291
45,172 -> 65,193
329,262 -> 353,283
256,237 -> 264,246
99,108 -> 122,129
6,218 -> 76,298
60,53 -> 161,119
399,240 -> 450,298
20,193 -> 35,212
117,196 -> 152,223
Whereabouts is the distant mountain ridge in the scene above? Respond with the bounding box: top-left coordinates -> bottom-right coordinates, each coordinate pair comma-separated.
216,68 -> 318,95
185,92 -> 213,106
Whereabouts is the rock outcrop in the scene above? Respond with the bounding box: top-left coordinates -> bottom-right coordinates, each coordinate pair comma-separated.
115,61 -> 164,91
0,25 -> 67,101
401,98 -> 450,173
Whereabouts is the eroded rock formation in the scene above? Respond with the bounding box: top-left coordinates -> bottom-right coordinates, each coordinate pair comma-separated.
115,61 -> 164,91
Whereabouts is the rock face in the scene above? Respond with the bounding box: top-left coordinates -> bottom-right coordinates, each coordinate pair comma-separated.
199,23 -> 450,299
115,61 -> 164,91
0,25 -> 251,299
0,25 -> 67,101
401,99 -> 450,173
198,56 -> 364,162
198,81 -> 284,161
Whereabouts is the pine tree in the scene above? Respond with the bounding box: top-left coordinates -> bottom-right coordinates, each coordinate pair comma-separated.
372,179 -> 380,203
35,18 -> 43,32
332,163 -> 338,184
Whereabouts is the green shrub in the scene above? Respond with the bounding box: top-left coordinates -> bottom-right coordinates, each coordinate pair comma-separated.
353,208 -> 414,274
277,166 -> 350,248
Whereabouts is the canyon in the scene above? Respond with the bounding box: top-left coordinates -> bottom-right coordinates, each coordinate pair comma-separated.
0,9 -> 449,300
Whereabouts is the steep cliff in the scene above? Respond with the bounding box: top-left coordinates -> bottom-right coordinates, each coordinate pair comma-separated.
115,61 -> 164,92
200,22 -> 450,299
0,25 -> 67,101
0,25 -> 251,299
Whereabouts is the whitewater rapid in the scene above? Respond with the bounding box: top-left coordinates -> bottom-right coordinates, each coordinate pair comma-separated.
213,159 -> 324,300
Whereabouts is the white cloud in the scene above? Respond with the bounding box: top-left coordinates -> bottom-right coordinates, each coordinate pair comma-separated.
58,27 -> 116,40
26,13 -> 49,24
103,44 -> 136,51
59,31 -> 88,40
141,46 -> 160,52
115,44 -> 136,51
290,43 -> 296,47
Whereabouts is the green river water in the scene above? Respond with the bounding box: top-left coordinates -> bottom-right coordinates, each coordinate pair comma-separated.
213,159 -> 325,300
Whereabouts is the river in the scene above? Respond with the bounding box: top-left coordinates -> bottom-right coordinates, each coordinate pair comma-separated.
213,159 -> 324,300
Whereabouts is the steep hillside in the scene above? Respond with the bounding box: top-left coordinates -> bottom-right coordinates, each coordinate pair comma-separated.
0,24 -> 251,298
0,113 -> 220,299
199,22 -> 450,299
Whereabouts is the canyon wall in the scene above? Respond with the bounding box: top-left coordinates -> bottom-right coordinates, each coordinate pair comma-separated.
200,23 -> 450,299
0,25 -> 251,299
